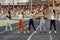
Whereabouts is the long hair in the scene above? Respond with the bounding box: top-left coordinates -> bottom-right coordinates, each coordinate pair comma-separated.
53,9 -> 55,15
6,15 -> 11,20
8,10 -> 11,20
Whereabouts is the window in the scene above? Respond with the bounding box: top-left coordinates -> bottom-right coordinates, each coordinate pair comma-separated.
2,0 -> 29,5
41,0 -> 46,1
19,0 -> 29,3
3,0 -> 12,5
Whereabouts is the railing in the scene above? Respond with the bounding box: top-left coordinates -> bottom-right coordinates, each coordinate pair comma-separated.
35,6 -> 49,19
35,6 -> 49,15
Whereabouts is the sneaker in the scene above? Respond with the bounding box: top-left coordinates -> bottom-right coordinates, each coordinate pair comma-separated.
18,31 -> 20,33
34,31 -> 36,33
24,31 -> 26,33
27,31 -> 30,33
55,31 -> 57,33
49,31 -> 51,34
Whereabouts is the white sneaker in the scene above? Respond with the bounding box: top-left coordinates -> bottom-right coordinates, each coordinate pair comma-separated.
18,31 -> 20,33
49,31 -> 51,34
34,31 -> 36,33
55,31 -> 57,33
27,31 -> 30,33
24,31 -> 26,33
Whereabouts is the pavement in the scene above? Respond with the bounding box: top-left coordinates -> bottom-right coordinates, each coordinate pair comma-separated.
0,19 -> 60,40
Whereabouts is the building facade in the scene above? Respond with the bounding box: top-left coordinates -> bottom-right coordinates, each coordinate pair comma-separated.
0,0 -> 29,5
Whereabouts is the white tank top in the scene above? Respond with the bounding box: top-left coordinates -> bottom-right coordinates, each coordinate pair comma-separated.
18,14 -> 23,19
51,13 -> 55,20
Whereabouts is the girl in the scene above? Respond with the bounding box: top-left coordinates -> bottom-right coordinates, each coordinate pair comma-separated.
49,10 -> 57,33
27,11 -> 36,33
40,12 -> 46,33
6,15 -> 13,31
18,12 -> 26,33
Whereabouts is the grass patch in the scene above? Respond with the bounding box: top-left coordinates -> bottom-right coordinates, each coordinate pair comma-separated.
0,20 -> 18,27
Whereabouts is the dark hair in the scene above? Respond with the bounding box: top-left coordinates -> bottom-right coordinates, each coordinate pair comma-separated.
43,12 -> 45,15
6,15 -> 11,20
6,15 -> 9,18
18,12 -> 20,14
53,10 -> 55,14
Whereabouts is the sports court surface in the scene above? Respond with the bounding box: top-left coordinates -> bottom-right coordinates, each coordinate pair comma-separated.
0,19 -> 60,40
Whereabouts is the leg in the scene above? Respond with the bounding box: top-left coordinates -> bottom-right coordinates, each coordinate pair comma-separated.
6,23 -> 8,31
40,20 -> 43,32
53,20 -> 57,33
8,23 -> 13,31
49,20 -> 53,33
43,22 -> 46,31
18,20 -> 21,31
50,20 -> 52,30
28,21 -> 31,31
21,20 -> 26,33
53,20 -> 56,31
32,21 -> 36,31
21,20 -> 25,31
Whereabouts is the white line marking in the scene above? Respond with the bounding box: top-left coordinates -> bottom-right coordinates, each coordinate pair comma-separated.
0,25 -> 28,34
0,27 -> 17,33
50,34 -> 52,40
27,25 -> 40,40
0,21 -> 38,34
